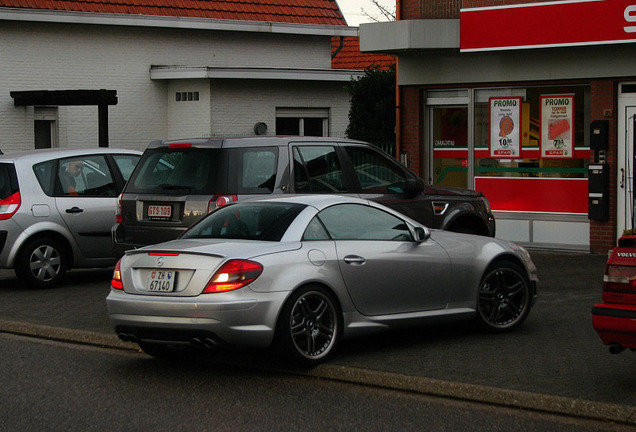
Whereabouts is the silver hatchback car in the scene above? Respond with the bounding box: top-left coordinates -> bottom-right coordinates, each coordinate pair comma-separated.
0,148 -> 140,288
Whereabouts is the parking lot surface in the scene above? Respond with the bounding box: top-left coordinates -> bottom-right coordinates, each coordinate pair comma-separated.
1,250 -> 635,424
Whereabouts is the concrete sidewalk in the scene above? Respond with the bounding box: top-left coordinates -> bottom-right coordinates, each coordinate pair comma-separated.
1,250 -> 635,426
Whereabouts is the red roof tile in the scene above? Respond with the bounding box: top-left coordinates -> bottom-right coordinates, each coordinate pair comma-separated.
0,0 -> 348,25
331,36 -> 395,70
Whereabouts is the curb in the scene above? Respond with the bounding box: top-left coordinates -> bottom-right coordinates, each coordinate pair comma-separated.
2,319 -> 635,426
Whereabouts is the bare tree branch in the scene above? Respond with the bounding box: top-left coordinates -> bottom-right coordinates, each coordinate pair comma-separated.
361,0 -> 396,22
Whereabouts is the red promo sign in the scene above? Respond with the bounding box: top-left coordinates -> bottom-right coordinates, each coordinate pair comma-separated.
474,177 -> 588,213
461,0 -> 636,52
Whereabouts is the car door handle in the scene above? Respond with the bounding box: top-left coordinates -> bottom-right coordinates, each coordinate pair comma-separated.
65,207 -> 84,214
344,255 -> 366,266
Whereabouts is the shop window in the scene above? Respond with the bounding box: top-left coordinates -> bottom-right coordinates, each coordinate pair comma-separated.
473,86 -> 590,214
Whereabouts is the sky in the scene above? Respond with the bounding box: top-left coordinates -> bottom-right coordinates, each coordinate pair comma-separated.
337,0 -> 395,27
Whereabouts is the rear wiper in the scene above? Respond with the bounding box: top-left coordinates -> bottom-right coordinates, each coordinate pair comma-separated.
158,184 -> 193,191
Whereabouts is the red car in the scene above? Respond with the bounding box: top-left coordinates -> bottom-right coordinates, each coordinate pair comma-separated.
592,236 -> 636,354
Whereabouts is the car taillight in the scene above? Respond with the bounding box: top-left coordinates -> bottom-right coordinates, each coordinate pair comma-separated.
0,191 -> 20,220
207,195 -> 238,213
115,193 -> 123,224
111,259 -> 124,290
603,265 -> 636,293
203,259 -> 263,293
169,142 -> 192,149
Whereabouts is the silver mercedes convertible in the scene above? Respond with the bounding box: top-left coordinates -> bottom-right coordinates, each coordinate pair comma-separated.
107,195 -> 537,364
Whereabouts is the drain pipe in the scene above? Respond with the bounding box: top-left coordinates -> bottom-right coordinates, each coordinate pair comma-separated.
395,0 -> 401,161
331,36 -> 345,60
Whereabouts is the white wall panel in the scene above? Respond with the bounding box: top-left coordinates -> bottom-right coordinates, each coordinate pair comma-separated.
1,20 -> 341,152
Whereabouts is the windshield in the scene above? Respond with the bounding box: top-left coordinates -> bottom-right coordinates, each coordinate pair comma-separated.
183,202 -> 306,242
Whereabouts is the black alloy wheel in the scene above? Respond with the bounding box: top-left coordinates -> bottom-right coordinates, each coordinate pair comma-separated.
277,286 -> 340,364
477,261 -> 532,331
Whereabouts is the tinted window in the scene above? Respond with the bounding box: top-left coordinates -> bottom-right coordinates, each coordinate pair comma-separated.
302,217 -> 331,241
183,202 -> 305,242
238,148 -> 278,194
112,154 -> 140,181
0,163 -> 18,199
345,147 -> 407,194
293,146 -> 346,193
127,148 -> 223,194
33,160 -> 56,196
55,156 -> 117,197
316,204 -> 412,241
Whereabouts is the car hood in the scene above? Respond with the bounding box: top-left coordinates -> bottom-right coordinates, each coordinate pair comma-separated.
423,183 -> 483,197
126,238 -> 302,260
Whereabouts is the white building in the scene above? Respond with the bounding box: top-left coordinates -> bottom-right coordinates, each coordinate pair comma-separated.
0,1 -> 360,152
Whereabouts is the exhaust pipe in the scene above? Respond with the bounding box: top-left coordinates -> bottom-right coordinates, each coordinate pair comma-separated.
189,337 -> 218,349
118,333 -> 138,343
609,343 -> 626,354
203,338 -> 218,349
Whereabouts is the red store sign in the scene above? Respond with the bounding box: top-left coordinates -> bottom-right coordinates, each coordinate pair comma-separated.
461,0 -> 636,52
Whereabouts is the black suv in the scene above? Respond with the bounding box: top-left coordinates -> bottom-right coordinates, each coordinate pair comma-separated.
113,137 -> 495,254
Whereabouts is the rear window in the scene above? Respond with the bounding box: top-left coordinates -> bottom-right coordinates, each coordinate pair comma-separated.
127,148 -> 225,194
0,163 -> 18,199
183,202 -> 305,242
125,146 -> 278,195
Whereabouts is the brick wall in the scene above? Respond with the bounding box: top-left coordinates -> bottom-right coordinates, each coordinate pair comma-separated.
461,0 -> 547,8
590,80 -> 618,253
400,0 -> 554,19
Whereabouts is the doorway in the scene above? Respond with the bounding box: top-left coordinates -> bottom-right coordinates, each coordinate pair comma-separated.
617,86 -> 636,237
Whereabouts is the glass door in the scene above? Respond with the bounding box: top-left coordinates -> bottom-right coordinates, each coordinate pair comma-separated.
430,106 -> 469,188
618,104 -> 636,237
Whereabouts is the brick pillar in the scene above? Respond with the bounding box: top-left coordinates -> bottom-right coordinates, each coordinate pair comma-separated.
590,80 -> 618,253
399,87 -> 422,175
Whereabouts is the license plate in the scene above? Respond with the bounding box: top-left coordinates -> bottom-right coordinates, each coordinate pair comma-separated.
148,204 -> 172,220
148,270 -> 176,292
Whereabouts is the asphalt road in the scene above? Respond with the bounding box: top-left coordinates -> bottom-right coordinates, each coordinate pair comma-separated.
1,250 -> 635,425
1,333 -> 628,432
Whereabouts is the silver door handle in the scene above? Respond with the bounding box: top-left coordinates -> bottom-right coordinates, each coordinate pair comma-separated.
344,255 -> 366,265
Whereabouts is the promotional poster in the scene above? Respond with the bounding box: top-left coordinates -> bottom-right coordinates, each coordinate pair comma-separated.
541,94 -> 574,158
489,97 -> 522,158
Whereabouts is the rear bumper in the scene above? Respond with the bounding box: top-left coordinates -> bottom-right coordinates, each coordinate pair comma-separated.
111,223 -> 147,257
112,222 -> 187,257
592,303 -> 636,350
106,288 -> 287,348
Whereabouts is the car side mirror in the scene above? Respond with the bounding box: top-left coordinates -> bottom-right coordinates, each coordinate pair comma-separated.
406,177 -> 425,196
414,226 -> 430,243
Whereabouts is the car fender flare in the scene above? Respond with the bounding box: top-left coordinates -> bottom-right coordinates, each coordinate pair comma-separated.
440,204 -> 489,235
273,280 -> 345,339
7,221 -> 76,268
